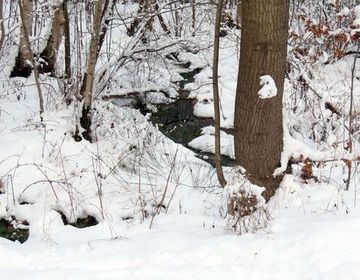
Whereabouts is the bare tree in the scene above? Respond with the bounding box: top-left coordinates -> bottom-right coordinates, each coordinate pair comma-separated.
17,0 -> 44,120
213,0 -> 227,188
40,3 -> 65,75
0,0 -> 5,50
62,0 -> 71,99
79,0 -> 112,141
11,0 -> 33,77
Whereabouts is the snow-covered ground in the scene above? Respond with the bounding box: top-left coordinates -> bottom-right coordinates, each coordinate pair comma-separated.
1,13 -> 360,279
1,184 -> 360,280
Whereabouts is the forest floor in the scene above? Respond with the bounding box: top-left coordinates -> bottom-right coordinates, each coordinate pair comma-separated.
1,191 -> 360,279
1,34 -> 360,279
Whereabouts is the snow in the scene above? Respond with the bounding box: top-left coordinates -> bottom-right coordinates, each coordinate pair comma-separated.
258,75 -> 278,99
187,38 -> 237,129
338,6 -> 350,17
1,80 -> 357,278
326,0 -> 336,5
354,5 -> 360,20
193,98 -> 214,118
353,5 -> 360,27
1,2 -> 360,279
1,184 -> 360,280
188,126 -> 234,158
273,125 -> 330,176
3,80 -> 358,279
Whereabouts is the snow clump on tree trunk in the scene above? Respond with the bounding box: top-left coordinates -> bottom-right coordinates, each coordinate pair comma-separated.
258,75 -> 277,99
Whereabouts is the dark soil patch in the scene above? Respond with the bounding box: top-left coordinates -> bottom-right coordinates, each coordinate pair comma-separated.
57,211 -> 99,228
0,218 -> 29,243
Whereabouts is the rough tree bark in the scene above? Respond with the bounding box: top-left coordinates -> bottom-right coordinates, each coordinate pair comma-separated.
234,0 -> 289,201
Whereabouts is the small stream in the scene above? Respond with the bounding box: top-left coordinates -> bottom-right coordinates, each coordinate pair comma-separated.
114,55 -> 235,167
150,59 -> 236,166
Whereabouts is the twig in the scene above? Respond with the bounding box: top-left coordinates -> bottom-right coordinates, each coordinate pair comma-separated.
149,147 -> 178,229
345,41 -> 359,191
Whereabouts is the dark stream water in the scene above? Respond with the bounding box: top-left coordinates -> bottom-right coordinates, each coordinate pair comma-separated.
109,53 -> 234,166
143,63 -> 234,167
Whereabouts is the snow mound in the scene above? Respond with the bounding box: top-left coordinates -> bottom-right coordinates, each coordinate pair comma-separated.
188,126 -> 234,158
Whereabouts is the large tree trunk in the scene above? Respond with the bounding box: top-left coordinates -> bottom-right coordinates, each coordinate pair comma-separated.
234,0 -> 289,201
11,0 -> 33,78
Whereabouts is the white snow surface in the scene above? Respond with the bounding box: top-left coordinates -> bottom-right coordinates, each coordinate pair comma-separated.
1,14 -> 360,280
2,72 -> 360,279
188,126 -> 234,158
187,38 -> 237,129
258,75 -> 278,99
354,5 -> 360,20
353,5 -> 360,27
1,178 -> 360,280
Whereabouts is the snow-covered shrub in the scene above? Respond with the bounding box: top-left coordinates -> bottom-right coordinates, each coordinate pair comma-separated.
225,168 -> 269,234
289,1 -> 360,64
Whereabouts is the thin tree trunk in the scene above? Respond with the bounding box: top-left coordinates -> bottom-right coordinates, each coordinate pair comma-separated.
40,3 -> 65,75
174,4 -> 180,37
213,0 -> 227,188
63,0 -> 71,100
345,42 -> 359,191
234,0 -> 289,201
17,0 -> 44,121
0,0 -> 5,50
127,0 -> 168,39
80,0 -> 106,141
11,0 -> 33,77
236,0 -> 241,27
154,2 -> 170,35
127,0 -> 146,37
97,0 -> 114,58
80,0 -> 113,95
192,0 -> 196,36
